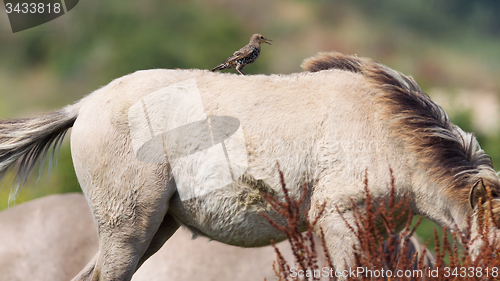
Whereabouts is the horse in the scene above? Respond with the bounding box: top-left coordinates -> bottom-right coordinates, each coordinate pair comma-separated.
0,51 -> 498,280
0,193 -> 319,281
0,193 -> 432,281
0,193 -> 97,281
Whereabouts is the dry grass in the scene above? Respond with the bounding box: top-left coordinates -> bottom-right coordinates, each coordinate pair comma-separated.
262,168 -> 500,280
261,164 -> 328,281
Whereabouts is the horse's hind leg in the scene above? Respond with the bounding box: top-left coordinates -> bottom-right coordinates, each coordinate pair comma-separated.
95,214 -> 180,281
71,177 -> 178,281
137,212 -> 179,269
72,199 -> 178,281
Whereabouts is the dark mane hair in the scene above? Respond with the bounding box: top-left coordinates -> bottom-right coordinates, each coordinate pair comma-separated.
302,52 -> 498,199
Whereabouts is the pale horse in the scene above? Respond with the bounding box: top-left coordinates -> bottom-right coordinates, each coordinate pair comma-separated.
0,193 -> 323,281
0,193 -> 432,281
0,51 -> 498,280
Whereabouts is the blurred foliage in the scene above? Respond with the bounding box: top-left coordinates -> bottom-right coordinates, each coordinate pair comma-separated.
0,0 -> 500,253
351,0 -> 500,38
1,0 -> 254,83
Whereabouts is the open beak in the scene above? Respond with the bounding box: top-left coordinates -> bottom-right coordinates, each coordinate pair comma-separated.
264,38 -> 272,45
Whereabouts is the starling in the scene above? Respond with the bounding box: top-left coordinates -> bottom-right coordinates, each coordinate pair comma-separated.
212,34 -> 272,75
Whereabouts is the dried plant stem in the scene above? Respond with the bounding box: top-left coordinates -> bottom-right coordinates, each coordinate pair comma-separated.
263,166 -> 500,280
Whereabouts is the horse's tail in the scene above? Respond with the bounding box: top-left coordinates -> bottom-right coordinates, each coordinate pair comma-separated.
0,102 -> 81,190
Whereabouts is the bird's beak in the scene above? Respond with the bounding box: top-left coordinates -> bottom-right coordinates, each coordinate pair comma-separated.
264,38 -> 272,45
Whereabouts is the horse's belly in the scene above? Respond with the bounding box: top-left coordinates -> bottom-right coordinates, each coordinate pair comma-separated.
168,189 -> 289,247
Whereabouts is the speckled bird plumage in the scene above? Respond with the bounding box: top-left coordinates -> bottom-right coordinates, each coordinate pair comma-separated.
212,34 -> 272,75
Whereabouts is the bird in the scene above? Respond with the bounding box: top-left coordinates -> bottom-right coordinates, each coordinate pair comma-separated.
211,34 -> 272,75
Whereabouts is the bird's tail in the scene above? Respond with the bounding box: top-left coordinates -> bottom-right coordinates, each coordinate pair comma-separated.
211,63 -> 228,72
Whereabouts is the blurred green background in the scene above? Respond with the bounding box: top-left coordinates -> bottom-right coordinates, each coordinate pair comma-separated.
1,0 -> 499,253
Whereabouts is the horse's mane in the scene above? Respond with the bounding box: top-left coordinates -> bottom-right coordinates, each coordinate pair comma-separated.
302,52 -> 496,195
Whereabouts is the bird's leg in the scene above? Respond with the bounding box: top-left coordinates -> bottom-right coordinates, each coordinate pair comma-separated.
236,65 -> 245,75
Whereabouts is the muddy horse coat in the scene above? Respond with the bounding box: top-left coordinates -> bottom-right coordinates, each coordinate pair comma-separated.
1,52 -> 499,280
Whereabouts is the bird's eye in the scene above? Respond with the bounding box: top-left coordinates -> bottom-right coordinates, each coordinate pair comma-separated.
260,36 -> 264,39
